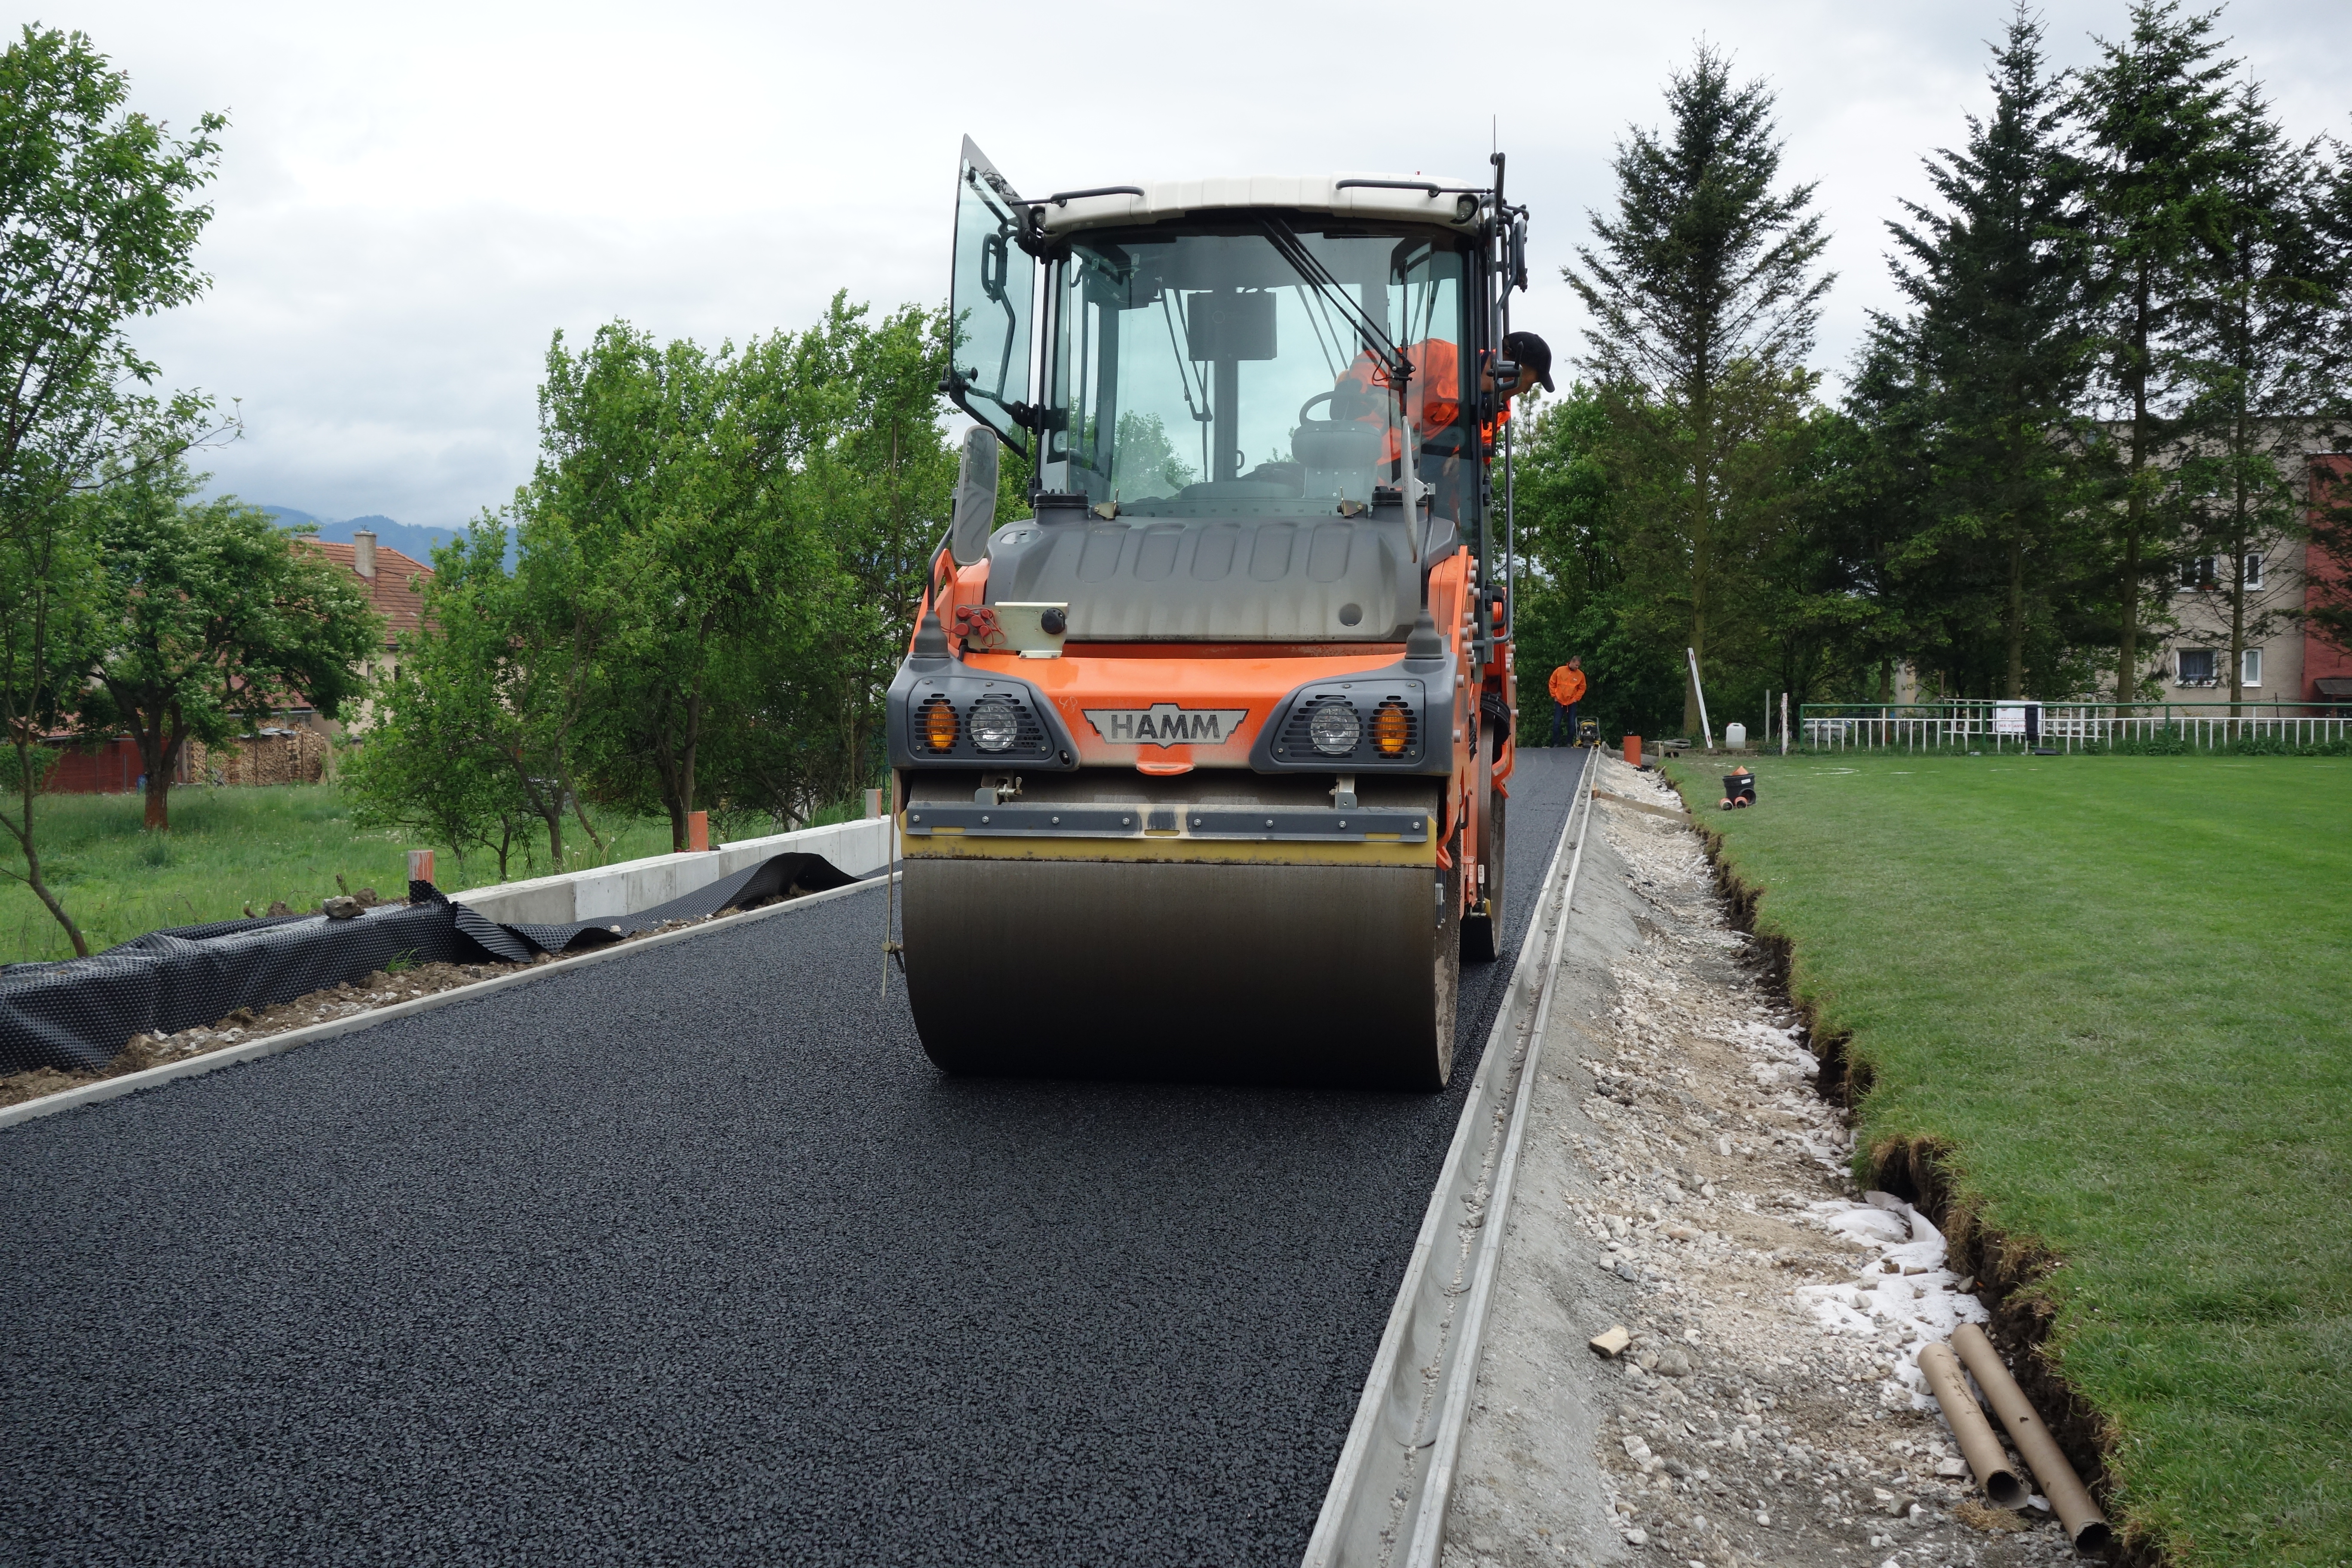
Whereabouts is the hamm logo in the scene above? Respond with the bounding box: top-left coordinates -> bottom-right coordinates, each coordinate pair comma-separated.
1083,704 -> 1250,747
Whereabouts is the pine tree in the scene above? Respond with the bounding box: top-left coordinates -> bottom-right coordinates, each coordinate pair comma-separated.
2071,0 -> 2237,701
1565,44 -> 1831,735
1881,6 -> 2095,700
2171,85 -> 2348,716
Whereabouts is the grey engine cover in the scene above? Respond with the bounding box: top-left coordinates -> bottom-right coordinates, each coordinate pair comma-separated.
983,513 -> 1421,642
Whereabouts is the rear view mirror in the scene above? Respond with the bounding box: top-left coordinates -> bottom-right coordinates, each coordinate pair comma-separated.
950,425 -> 1000,567
1509,217 -> 1528,292
1185,291 -> 1277,361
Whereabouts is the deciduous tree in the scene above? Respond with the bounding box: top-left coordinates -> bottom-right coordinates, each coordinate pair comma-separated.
76,459 -> 380,831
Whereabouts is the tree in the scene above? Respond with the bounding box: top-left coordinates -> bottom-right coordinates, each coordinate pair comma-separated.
75,459 -> 380,830
344,513 -> 606,874
2072,0 -> 2237,701
535,322 -> 840,849
2170,85 -> 2347,715
792,296 -> 956,811
1564,43 -> 1832,734
0,473 -> 100,953
0,24 -> 225,954
1511,385 -> 1684,741
340,661 -> 537,884
1877,7 -> 2099,700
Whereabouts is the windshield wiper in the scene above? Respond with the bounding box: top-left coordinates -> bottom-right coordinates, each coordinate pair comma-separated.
1256,216 -> 1411,386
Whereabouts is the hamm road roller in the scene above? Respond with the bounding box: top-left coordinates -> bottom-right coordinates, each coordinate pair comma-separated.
887,138 -> 1537,1089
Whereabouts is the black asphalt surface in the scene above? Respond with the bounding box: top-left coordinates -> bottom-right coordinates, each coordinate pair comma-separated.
3,748 -> 1588,1568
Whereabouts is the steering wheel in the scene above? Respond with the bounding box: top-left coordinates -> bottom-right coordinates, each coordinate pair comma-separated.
1299,387 -> 1383,426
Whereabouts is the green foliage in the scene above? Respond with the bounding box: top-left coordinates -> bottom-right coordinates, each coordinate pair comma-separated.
1874,10 -> 2105,702
0,25 -> 227,957
1561,43 -> 1832,736
1675,751 -> 2352,1565
72,458 -> 381,830
348,294 -> 957,865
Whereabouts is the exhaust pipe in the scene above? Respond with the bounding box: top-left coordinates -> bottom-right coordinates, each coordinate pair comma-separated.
1917,1341 -> 2027,1507
1951,1323 -> 2112,1553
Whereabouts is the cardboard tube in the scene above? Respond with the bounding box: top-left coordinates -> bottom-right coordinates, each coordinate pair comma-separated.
1952,1323 -> 2111,1552
1918,1342 -> 2027,1507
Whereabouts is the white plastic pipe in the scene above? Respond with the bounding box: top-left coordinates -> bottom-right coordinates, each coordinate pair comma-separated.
1687,646 -> 1714,749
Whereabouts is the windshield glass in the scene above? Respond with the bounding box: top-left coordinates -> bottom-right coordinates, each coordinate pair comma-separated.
1041,225 -> 1468,516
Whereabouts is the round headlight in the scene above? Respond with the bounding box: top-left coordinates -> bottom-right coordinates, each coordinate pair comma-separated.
970,696 -> 1020,753
1309,700 -> 1361,756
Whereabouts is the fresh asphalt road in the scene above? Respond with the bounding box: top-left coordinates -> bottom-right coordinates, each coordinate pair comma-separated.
3,749 -> 1588,1567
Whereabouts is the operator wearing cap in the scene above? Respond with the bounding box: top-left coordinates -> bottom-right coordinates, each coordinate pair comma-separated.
1329,329 -> 1555,519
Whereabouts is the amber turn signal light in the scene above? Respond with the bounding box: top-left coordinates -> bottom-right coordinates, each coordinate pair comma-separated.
1373,701 -> 1411,756
922,698 -> 959,753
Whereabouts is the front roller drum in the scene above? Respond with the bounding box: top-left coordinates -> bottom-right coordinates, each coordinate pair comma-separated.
904,856 -> 1461,1090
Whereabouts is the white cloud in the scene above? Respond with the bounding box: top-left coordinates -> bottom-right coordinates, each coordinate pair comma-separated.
41,0 -> 2351,526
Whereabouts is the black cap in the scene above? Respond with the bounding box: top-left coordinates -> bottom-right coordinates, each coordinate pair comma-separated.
1503,330 -> 1554,393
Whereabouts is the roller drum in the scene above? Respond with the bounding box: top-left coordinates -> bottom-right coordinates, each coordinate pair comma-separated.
904,854 -> 1460,1089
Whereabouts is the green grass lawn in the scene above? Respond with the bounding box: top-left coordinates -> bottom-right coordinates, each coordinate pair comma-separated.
1664,751 -> 2349,1566
0,786 -> 707,965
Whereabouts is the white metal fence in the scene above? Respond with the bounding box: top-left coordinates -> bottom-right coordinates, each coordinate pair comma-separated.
1799,702 -> 2352,753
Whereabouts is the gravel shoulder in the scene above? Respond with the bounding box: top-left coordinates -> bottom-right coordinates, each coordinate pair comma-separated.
1444,753 -> 2086,1568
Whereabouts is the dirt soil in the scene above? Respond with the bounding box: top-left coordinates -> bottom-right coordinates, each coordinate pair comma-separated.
0,900 -> 796,1110
1441,752 -> 2089,1568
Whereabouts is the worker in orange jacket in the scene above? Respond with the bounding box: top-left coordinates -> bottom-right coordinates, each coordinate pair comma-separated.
1330,331 -> 1554,506
1548,658 -> 1586,746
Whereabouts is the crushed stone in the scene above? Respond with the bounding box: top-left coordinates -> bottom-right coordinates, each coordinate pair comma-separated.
1442,753 -> 2082,1568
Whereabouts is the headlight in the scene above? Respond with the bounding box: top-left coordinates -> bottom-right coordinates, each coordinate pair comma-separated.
1308,700 -> 1361,756
970,697 -> 1020,753
1374,701 -> 1412,756
921,697 -> 958,753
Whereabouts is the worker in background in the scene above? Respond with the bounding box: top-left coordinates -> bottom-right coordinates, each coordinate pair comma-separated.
1548,657 -> 1586,746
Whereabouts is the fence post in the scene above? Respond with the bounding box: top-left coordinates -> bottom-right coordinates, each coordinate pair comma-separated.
406,848 -> 435,887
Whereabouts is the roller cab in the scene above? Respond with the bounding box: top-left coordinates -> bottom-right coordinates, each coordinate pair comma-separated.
891,139 -> 1528,1088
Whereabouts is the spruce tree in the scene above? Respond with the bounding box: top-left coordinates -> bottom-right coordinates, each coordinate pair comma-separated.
1565,44 -> 1831,735
2171,85 -> 2348,716
2071,0 -> 2237,701
1881,6 -> 2094,700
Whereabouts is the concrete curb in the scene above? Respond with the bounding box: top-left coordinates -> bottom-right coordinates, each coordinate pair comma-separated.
1302,757 -> 1599,1568
0,875 -> 888,1133
452,816 -> 894,926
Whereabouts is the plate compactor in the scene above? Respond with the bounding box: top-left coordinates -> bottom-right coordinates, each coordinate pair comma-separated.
887,138 -> 1536,1090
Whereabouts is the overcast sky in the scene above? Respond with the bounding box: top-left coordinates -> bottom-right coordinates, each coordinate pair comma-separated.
38,0 -> 2352,529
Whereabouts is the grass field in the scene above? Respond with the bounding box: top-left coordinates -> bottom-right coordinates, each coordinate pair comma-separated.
0,787 -> 778,965
1665,751 -> 2349,1566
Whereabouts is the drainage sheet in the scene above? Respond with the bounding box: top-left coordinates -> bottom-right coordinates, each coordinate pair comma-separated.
0,852 -> 860,1075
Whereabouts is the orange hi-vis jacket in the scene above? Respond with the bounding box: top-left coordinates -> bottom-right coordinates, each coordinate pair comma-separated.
1548,665 -> 1586,706
1334,340 -> 1510,462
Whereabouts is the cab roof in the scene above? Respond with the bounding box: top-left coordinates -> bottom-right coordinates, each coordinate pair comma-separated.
1035,175 -> 1488,239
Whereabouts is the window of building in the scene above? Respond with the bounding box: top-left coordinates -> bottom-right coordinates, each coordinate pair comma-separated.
2242,647 -> 2262,687
2243,552 -> 2265,590
2180,556 -> 2217,590
2177,648 -> 2218,685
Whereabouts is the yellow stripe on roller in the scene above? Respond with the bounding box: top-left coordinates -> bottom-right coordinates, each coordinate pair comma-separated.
897,821 -> 1436,869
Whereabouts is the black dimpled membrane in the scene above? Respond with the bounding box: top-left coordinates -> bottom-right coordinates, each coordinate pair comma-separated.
1,752 -> 1585,1568
0,853 -> 858,1075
